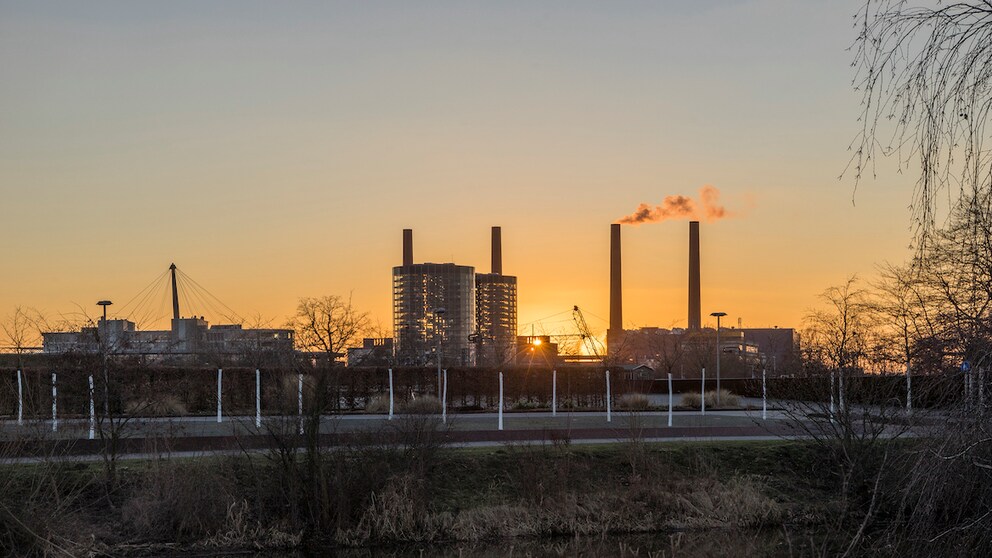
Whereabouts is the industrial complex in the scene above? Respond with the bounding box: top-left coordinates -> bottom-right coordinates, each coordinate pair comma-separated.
392,227 -> 518,367
37,222 -> 797,375
379,220 -> 797,375
41,264 -> 295,359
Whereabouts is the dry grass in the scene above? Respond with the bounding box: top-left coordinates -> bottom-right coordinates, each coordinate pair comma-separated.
124,394 -> 188,416
365,394 -> 391,413
336,474 -> 783,546
121,460 -> 236,542
669,477 -> 782,529
677,390 -> 740,410
679,392 -> 702,409
337,473 -> 452,545
401,395 -> 442,415
617,393 -> 651,410
705,389 -> 741,409
262,373 -> 311,414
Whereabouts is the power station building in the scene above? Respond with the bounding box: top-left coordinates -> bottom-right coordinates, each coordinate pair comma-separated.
606,220 -> 798,375
392,227 -> 517,367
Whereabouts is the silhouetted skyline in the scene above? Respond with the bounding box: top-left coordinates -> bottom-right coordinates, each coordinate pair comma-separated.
1,1 -> 915,333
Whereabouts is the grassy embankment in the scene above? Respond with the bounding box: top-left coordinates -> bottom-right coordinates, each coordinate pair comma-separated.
0,432 -> 845,556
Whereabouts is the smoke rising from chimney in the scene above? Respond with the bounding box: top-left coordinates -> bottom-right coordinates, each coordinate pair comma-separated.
617,186 -> 731,225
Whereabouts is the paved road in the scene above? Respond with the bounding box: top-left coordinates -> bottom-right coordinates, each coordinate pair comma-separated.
0,407 -> 786,439
7,394 -> 920,462
0,404 -> 809,462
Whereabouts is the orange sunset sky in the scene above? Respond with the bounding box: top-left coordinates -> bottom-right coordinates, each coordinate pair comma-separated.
1,1 -> 918,340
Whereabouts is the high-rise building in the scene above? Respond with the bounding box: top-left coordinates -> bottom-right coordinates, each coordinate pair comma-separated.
393,230 -> 477,365
475,227 -> 517,365
392,227 -> 518,367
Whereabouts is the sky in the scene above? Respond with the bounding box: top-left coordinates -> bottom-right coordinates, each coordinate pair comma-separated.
0,0 -> 918,340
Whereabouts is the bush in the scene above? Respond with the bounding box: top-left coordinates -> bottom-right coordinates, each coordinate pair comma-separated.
263,372 -> 310,414
122,460 -> 236,542
512,399 -> 542,410
124,394 -> 188,416
705,389 -> 740,409
401,395 -> 442,415
679,392 -> 702,409
365,394 -> 391,413
617,393 -> 650,410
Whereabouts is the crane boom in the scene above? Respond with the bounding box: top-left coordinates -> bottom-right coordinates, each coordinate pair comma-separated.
572,305 -> 605,358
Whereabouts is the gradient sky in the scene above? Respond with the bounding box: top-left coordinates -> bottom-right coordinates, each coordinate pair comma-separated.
0,1 -> 917,340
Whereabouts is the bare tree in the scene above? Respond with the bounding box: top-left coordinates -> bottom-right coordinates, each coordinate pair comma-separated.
850,1 -> 992,243
0,307 -> 43,364
804,276 -> 879,375
288,295 -> 372,362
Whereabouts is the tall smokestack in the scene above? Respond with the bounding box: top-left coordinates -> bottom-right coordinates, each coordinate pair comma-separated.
688,221 -> 701,330
402,229 -> 413,267
608,223 -> 623,355
491,226 -> 502,275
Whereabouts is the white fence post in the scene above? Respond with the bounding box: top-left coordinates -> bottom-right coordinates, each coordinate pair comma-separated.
298,372 -> 304,435
51,372 -> 57,432
552,369 -> 557,417
442,369 -> 448,424
255,369 -> 261,428
216,368 -> 223,423
498,372 -> 504,431
88,374 -> 95,440
700,367 -> 706,416
762,366 -> 767,421
388,368 -> 394,420
605,369 -> 611,423
16,369 -> 23,426
667,372 -> 673,427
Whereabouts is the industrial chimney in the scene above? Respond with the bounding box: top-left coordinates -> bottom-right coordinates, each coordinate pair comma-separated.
608,223 -> 623,355
402,229 -> 413,267
688,221 -> 701,330
491,226 -> 502,275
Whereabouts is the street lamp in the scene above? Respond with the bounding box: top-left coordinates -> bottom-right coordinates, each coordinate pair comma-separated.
434,308 -> 446,398
97,300 -> 113,417
710,312 -> 727,404
97,300 -> 113,323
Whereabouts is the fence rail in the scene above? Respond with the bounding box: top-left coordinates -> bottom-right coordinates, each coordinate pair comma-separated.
0,365 -> 975,419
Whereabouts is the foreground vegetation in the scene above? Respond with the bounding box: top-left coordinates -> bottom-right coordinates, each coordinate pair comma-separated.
1,432 -> 840,557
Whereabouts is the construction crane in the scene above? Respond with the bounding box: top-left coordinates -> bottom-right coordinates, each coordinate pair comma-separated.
572,305 -> 605,358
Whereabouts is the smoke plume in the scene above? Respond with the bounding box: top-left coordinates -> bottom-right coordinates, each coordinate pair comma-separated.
617,186 -> 731,225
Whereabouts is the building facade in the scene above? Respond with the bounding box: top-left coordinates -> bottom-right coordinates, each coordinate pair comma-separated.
393,262 -> 477,366
475,272 -> 517,366
42,317 -> 294,358
391,227 -> 519,367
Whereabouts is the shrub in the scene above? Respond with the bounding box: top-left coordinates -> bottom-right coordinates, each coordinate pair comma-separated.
365,394 -> 391,413
263,372 -> 311,414
705,389 -> 740,409
401,395 -> 442,415
679,392 -> 702,409
617,393 -> 650,410
122,460 -> 236,542
512,399 -> 541,410
124,394 -> 188,416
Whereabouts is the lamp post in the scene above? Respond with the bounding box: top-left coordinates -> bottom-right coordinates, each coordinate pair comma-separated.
97,300 -> 112,323
97,300 -> 113,417
710,312 -> 726,404
434,308 -> 446,399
